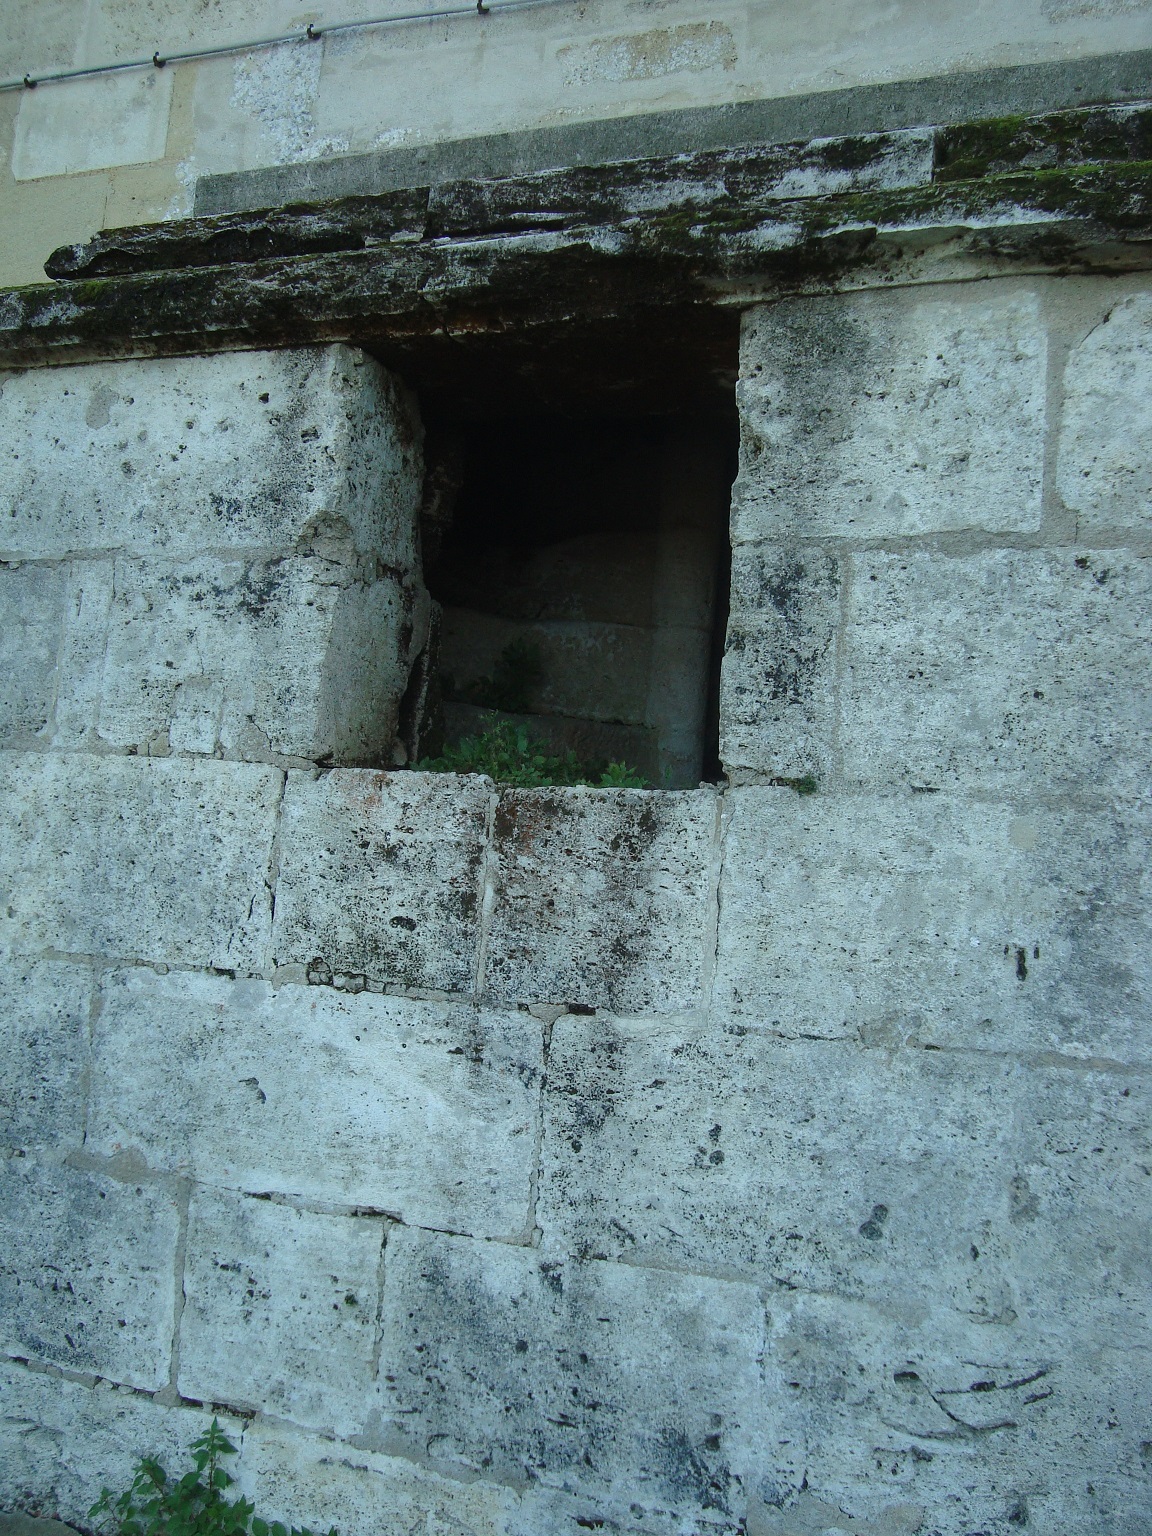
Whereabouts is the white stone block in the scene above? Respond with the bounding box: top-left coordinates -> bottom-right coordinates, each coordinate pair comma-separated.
179,1188 -> 384,1436
0,347 -> 421,565
733,287 -> 1046,540
374,1226 -> 765,1524
12,70 -> 172,180
539,1015 -> 1151,1345
484,786 -> 717,1014
89,968 -> 540,1241
272,769 -> 491,996
0,751 -> 279,971
0,565 -> 66,747
839,548 -> 1152,798
1058,291 -> 1152,530
712,788 -> 1152,1062
720,544 -> 840,779
0,1362 -> 245,1528
0,1158 -> 179,1389
91,555 -> 411,762
0,960 -> 90,1155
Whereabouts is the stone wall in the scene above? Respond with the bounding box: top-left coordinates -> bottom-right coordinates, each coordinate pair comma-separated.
2,272 -> 1151,1536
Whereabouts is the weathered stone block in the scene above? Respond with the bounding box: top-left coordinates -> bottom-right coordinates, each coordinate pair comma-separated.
0,752 -> 279,970
90,555 -> 411,762
720,545 -> 840,779
375,1226 -> 764,1524
0,564 -> 66,747
1058,290 -> 1152,530
839,548 -> 1152,798
271,768 -> 491,995
0,1363 -> 243,1528
713,788 -> 1152,1062
0,960 -> 90,1155
733,287 -> 1046,540
483,786 -> 718,1014
0,1159 -> 179,1389
179,1188 -> 384,1436
0,347 -> 421,564
89,968 -> 539,1240
539,1015 -> 1151,1344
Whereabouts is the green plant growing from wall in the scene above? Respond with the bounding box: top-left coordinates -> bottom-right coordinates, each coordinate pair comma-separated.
415,720 -> 647,788
89,1418 -> 335,1536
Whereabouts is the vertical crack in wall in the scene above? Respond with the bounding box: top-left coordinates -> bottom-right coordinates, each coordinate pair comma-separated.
370,1220 -> 391,1382
263,766 -> 290,973
470,785 -> 501,1003
700,785 -> 725,1015
830,545 -> 851,792
160,1176 -> 194,1406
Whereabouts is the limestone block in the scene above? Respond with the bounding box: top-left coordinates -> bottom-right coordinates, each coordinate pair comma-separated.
375,1226 -> 765,1523
483,786 -> 717,1013
0,1159 -> 179,1389
90,555 -> 411,762
0,347 -> 420,565
0,564 -> 66,747
271,768 -> 491,995
733,287 -> 1046,540
539,1015 -> 1151,1345
0,961 -> 90,1155
720,545 -> 840,779
178,1188 -> 384,1436
11,70 -> 172,180
0,752 -> 279,971
1058,291 -> 1152,530
89,968 -> 540,1240
0,1363 -> 244,1527
712,789 -> 1152,1062
839,549 -> 1152,798
234,1418 -> 525,1536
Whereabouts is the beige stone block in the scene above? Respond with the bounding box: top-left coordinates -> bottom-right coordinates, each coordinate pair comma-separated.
0,960 -> 90,1155
12,70 -> 172,180
0,751 -> 279,970
0,563 -> 66,746
89,968 -> 540,1240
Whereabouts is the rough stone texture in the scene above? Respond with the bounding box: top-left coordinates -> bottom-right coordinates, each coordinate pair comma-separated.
0,565 -> 67,748
0,1514 -> 83,1536
89,968 -> 540,1241
374,1226 -> 765,1528
712,788 -> 1152,1061
0,347 -> 419,563
179,1189 -> 385,1437
271,769 -> 491,996
0,962 -> 90,1156
0,752 -> 279,971
0,1159 -> 179,1390
720,545 -> 840,781
0,1363 -> 243,1527
1058,291 -> 1152,530
840,548 -> 1152,798
483,787 -> 718,1014
732,287 -> 1047,542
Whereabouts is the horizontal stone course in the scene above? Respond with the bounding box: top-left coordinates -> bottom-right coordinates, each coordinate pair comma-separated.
733,286 -> 1047,541
179,1188 -> 385,1437
0,750 -> 280,971
538,1015 -> 1151,1343
375,1226 -> 764,1524
483,786 -> 717,1013
0,1158 -> 180,1390
272,768 -> 491,995
89,967 -> 540,1240
0,960 -> 90,1155
713,788 -> 1152,1062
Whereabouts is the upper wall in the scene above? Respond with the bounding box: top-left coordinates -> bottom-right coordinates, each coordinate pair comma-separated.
1,0 -> 1151,286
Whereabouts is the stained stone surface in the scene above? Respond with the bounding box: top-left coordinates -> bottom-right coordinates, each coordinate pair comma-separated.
271,768 -> 492,995
0,1159 -> 180,1390
179,1189 -> 385,1437
712,788 -> 1152,1062
89,968 -> 540,1240
1058,291 -> 1152,530
374,1226 -> 765,1524
0,564 -> 66,747
0,961 -> 90,1156
733,287 -> 1047,541
0,752 -> 280,971
483,786 -> 718,1013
